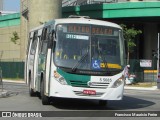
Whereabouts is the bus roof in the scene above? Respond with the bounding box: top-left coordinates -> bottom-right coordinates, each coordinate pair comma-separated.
30,24 -> 44,32
54,18 -> 122,29
30,18 -> 122,32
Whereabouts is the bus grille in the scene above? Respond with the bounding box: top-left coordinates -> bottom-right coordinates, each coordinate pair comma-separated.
70,80 -> 88,87
89,82 -> 110,89
73,91 -> 104,97
69,80 -> 110,89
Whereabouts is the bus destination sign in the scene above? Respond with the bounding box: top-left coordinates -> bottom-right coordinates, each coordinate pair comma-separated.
67,25 -> 114,35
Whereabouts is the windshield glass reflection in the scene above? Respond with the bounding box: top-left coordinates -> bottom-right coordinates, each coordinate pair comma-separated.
54,24 -> 125,72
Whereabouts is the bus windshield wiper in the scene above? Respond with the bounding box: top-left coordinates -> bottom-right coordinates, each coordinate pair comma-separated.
72,51 -> 89,72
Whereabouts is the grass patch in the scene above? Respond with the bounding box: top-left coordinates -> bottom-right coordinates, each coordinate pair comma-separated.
126,82 -> 157,87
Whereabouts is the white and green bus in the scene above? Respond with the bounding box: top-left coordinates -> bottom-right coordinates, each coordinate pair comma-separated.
25,16 -> 127,106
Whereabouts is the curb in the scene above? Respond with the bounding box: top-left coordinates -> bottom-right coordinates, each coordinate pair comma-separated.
2,80 -> 25,84
1,80 -> 160,91
124,86 -> 158,90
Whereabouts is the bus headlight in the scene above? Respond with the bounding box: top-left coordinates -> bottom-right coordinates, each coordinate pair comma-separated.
111,76 -> 124,88
54,71 -> 67,85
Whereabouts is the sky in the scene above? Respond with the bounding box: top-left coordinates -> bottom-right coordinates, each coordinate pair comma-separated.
3,0 -> 20,12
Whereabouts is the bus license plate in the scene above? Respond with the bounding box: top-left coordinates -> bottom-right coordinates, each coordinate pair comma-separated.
83,90 -> 96,95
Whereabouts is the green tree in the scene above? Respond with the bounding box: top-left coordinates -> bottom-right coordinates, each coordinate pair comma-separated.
10,31 -> 20,45
120,24 -> 142,64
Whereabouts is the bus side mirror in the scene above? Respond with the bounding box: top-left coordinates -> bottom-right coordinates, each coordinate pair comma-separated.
53,41 -> 56,53
48,30 -> 55,48
52,30 -> 56,52
48,34 -> 53,48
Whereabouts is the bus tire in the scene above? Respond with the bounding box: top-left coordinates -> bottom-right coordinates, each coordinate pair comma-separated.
99,100 -> 108,106
37,92 -> 41,99
29,76 -> 36,97
40,80 -> 50,105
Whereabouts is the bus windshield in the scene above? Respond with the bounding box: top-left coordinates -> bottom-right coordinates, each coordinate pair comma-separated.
54,24 -> 125,72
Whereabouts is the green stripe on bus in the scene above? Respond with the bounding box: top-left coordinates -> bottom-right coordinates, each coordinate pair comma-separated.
57,68 -> 90,86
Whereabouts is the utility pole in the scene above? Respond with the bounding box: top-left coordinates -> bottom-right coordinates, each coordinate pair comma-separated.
0,0 -> 3,11
157,33 -> 160,89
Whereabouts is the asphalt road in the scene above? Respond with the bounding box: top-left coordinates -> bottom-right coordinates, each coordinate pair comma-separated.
0,81 -> 160,120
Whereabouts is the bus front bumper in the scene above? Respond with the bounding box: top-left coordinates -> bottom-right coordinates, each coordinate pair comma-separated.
49,79 -> 124,100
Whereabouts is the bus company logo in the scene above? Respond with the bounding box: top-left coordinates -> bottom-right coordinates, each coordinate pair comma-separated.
2,112 -> 12,117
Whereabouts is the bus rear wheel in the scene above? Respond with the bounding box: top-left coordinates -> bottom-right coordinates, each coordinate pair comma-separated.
40,80 -> 50,105
99,100 -> 108,106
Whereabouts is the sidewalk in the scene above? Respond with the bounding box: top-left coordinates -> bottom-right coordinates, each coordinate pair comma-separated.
0,80 -> 7,98
0,89 -> 8,98
0,79 -> 25,98
0,79 -> 159,91
124,86 -> 158,91
2,79 -> 25,83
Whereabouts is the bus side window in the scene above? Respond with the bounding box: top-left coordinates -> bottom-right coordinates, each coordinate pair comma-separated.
41,42 -> 47,54
41,27 -> 50,54
30,31 -> 38,55
38,35 -> 42,54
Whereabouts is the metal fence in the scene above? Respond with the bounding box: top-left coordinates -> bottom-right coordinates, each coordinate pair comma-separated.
0,59 -> 158,82
0,67 -> 3,91
0,61 -> 24,79
129,59 -> 157,83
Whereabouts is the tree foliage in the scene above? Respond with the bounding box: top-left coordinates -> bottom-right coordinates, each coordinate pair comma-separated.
11,31 -> 20,45
120,24 -> 142,63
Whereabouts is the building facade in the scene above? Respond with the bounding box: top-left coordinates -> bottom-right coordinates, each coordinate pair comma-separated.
62,0 -> 160,60
1,0 -> 160,80
0,13 -> 22,61
0,0 -> 61,61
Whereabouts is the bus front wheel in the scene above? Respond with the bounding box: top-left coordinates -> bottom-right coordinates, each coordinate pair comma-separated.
40,80 -> 50,105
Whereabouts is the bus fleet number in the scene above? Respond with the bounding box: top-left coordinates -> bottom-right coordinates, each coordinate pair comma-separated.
99,78 -> 112,83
